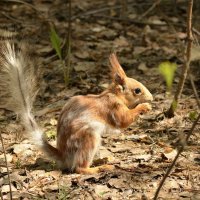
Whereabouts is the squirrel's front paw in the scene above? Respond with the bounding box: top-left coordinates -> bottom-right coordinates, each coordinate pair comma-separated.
136,103 -> 152,114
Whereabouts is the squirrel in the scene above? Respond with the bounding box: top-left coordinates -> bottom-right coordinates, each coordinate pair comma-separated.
0,38 -> 153,174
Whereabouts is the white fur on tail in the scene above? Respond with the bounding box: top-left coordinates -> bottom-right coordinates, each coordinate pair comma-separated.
0,39 -> 61,160
0,40 -> 43,146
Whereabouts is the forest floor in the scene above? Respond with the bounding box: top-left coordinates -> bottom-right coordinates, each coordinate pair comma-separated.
0,0 -> 200,199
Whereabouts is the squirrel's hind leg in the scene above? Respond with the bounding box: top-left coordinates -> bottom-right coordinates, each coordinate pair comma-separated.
76,164 -> 115,174
71,128 -> 115,174
62,125 -> 115,174
66,128 -> 100,173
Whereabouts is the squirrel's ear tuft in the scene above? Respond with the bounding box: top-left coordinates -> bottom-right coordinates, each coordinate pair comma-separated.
109,53 -> 127,82
114,73 -> 125,85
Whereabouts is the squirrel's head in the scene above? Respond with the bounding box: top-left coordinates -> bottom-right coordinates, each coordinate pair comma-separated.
109,53 -> 153,109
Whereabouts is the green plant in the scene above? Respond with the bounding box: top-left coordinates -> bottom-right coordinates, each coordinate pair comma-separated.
50,27 -> 62,60
58,185 -> 70,200
50,26 -> 71,85
99,191 -> 107,197
15,158 -> 22,169
158,61 -> 177,92
189,111 -> 198,121
45,129 -> 56,140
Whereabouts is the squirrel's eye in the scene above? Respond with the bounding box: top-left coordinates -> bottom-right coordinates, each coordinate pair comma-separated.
134,88 -> 141,95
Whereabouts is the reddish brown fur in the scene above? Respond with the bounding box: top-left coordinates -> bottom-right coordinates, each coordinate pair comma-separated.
54,54 -> 153,174
0,40 -> 153,175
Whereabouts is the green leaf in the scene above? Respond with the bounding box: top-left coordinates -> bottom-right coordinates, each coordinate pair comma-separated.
45,129 -> 56,140
50,26 -> 62,60
189,111 -> 198,121
159,61 -> 177,91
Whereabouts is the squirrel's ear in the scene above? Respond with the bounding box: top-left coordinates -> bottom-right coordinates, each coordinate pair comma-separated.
109,53 -> 127,84
114,73 -> 125,85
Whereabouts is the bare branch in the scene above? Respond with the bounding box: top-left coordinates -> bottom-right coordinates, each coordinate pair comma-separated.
153,1 -> 197,199
166,0 -> 194,117
189,73 -> 200,108
153,112 -> 200,200
0,132 -> 13,200
139,0 -> 161,19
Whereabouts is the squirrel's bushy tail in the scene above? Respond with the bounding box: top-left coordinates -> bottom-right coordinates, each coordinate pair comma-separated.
0,37 -> 61,161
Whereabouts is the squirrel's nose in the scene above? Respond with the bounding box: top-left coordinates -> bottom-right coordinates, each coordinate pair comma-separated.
145,90 -> 153,102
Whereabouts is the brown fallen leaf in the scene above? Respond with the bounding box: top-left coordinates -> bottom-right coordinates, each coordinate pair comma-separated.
0,153 -> 13,163
134,154 -> 152,162
162,149 -> 177,160
75,50 -> 90,59
138,62 -> 148,73
162,178 -> 179,189
191,44 -> 200,61
12,143 -> 33,155
74,62 -> 95,72
108,146 -> 131,153
114,36 -> 129,48
49,118 -> 57,126
108,178 -> 127,189
1,184 -> 17,193
133,46 -> 148,55
43,182 -> 59,192
94,184 -> 111,198
94,146 -> 115,166
126,134 -> 148,141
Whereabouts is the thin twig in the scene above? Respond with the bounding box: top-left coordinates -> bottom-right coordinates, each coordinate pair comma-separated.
92,13 -> 200,36
66,0 -> 72,85
59,0 -> 72,86
120,0 -> 128,18
0,132 -> 13,200
189,74 -> 200,108
0,190 -> 3,200
71,1 -> 152,20
166,0 -> 194,117
1,0 -> 39,12
72,5 -> 121,20
93,14 -> 167,26
139,0 -> 161,19
154,1 -> 196,199
153,112 -> 200,200
1,12 -> 35,27
158,8 -> 200,110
